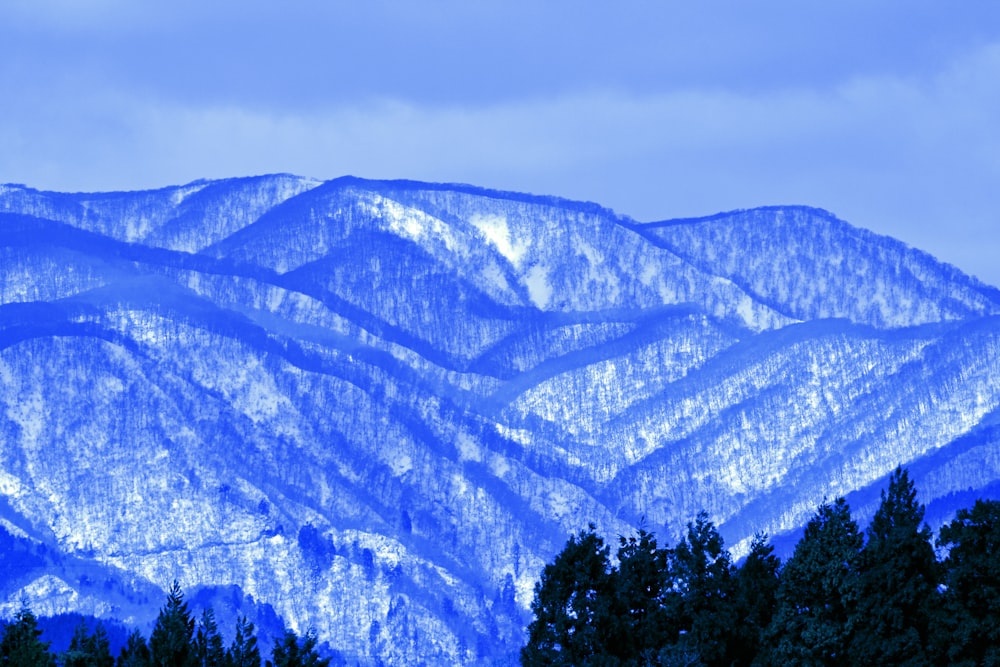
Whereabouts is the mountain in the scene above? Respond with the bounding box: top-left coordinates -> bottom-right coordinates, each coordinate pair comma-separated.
1,175 -> 998,665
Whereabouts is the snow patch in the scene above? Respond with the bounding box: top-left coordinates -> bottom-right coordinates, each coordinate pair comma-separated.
469,214 -> 529,267
455,433 -> 482,463
1,576 -> 115,618
376,196 -> 459,254
736,294 -> 759,330
390,454 -> 413,477
525,264 -> 552,309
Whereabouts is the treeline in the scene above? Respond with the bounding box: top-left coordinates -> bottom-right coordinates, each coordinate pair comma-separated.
0,583 -> 329,667
522,467 -> 1000,666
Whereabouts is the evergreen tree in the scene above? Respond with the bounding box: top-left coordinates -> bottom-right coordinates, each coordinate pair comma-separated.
848,467 -> 938,666
608,527 -> 670,665
762,497 -> 861,667
266,630 -> 328,667
935,498 -> 1000,666
0,603 -> 55,667
224,616 -> 261,667
193,609 -> 225,667
667,512 -> 736,667
90,624 -> 115,667
117,629 -> 151,667
63,621 -> 93,667
63,621 -> 114,667
521,525 -> 615,666
729,534 -> 780,666
149,582 -> 195,667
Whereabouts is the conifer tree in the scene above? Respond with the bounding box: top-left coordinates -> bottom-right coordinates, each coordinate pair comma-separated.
63,620 -> 113,667
117,628 -> 151,667
225,616 -> 261,667
90,623 -> 115,667
935,498 -> 1000,666
609,527 -> 670,665
667,512 -> 736,667
762,497 -> 861,667
193,609 -> 225,667
729,533 -> 780,666
848,467 -> 937,666
266,630 -> 328,667
62,621 -> 93,667
0,603 -> 55,667
149,582 -> 195,667
521,525 -> 614,666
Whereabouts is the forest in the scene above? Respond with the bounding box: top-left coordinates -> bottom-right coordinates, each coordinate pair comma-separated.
521,467 -> 1000,667
0,582 -> 328,667
3,467 -> 998,666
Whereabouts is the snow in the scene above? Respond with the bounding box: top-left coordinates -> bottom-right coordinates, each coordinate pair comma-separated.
525,264 -> 552,309
3,179 -> 1000,666
469,213 -> 528,267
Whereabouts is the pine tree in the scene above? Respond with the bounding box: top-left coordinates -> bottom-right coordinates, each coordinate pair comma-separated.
935,498 -> 1000,666
762,497 -> 861,667
667,512 -> 736,667
848,467 -> 937,666
117,628 -> 151,667
520,525 -> 615,666
193,609 -> 225,667
90,623 -> 115,667
149,582 -> 195,667
266,630 -> 329,667
609,527 -> 670,665
62,621 -> 93,667
0,603 -> 56,667
225,616 -> 261,667
729,533 -> 780,666
62,620 -> 113,667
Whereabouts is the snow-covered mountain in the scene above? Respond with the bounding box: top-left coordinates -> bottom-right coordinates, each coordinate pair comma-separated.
1,175 -> 998,664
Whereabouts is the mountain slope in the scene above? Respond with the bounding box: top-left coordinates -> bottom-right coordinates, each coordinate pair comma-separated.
1,176 -> 998,665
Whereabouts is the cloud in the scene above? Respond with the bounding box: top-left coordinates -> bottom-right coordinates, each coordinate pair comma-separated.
1,19 -> 998,284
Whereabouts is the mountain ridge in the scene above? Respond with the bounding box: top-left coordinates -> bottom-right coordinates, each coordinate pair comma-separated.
1,175 -> 998,665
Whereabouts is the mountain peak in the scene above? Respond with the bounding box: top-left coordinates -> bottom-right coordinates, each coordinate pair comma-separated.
1,178 -> 998,665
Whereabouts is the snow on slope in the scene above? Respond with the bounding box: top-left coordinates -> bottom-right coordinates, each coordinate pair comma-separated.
0,176 -> 998,665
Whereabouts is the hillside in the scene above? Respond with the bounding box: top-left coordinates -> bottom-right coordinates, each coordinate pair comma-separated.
1,175 -> 999,665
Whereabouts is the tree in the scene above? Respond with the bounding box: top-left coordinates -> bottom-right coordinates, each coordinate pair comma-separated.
117,629 -> 151,667
193,609 -> 225,667
62,621 -> 94,667
0,603 -> 55,667
266,630 -> 328,667
63,620 -> 113,667
149,582 -> 195,667
935,498 -> 1000,666
608,527 -> 671,665
89,624 -> 115,667
729,534 -> 780,666
762,497 -> 862,667
225,616 -> 261,667
667,512 -> 737,667
848,467 -> 938,666
521,525 -> 615,666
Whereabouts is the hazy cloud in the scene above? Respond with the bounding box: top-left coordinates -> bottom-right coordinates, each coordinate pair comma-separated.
1,3 -> 998,285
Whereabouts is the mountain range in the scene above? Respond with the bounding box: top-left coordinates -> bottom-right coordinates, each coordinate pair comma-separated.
1,174 -> 999,665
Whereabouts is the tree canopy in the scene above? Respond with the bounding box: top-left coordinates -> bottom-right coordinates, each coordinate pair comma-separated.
522,468 -> 999,667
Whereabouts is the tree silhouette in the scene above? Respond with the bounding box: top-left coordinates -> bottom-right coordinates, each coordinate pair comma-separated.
225,616 -> 261,667
848,467 -> 938,666
936,498 -> 1000,666
149,582 -> 195,667
762,497 -> 861,667
521,525 -> 614,666
0,603 -> 55,667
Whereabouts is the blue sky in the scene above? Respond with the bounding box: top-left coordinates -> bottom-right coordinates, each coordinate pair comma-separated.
2,1 -> 999,286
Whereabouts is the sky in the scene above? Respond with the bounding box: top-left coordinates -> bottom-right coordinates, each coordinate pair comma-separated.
2,1 -> 999,286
